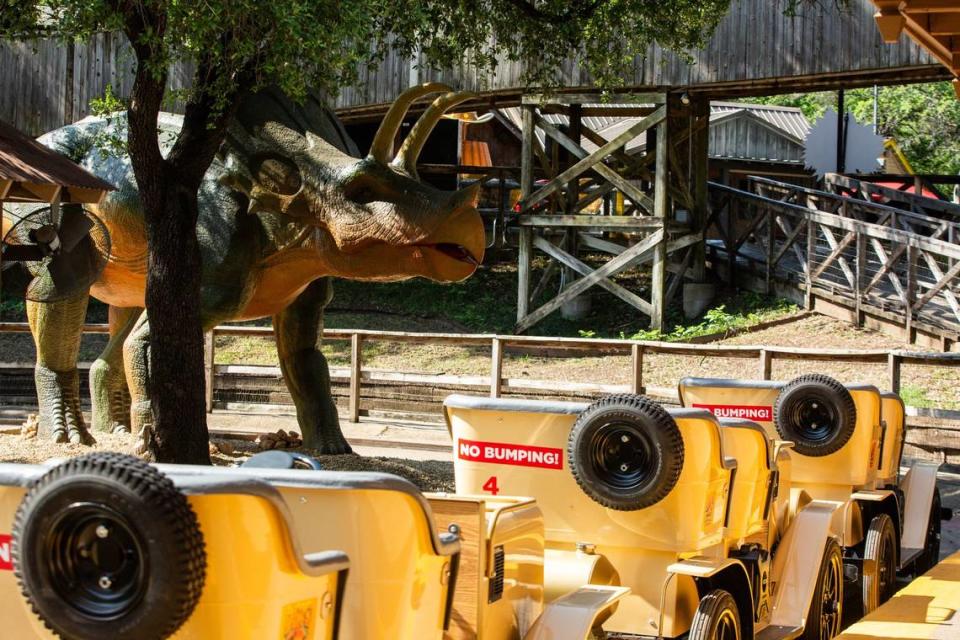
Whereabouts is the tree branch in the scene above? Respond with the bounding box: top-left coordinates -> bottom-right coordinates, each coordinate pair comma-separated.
499,0 -> 604,25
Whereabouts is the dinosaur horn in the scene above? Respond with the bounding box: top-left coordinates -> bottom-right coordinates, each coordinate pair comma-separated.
369,82 -> 451,163
393,91 -> 476,177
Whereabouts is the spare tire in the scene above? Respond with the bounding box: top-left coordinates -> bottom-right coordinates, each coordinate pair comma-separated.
12,452 -> 206,640
774,374 -> 856,457
568,394 -> 684,511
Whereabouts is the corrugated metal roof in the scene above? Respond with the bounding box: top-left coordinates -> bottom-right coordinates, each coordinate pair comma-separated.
0,119 -> 115,198
499,101 -> 810,163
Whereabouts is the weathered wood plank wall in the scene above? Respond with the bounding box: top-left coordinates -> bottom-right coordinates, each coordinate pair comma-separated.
0,32 -> 192,136
0,0 -> 947,135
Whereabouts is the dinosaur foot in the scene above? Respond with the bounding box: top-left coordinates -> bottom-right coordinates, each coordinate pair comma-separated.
305,434 -> 353,456
112,423 -> 131,435
51,426 -> 97,446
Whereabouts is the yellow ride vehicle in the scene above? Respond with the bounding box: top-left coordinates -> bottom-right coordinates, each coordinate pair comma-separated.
677,375 -> 946,618
443,393 -> 848,640
0,451 -> 626,640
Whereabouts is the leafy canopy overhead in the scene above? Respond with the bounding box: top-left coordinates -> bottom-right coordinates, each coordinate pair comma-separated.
5,0 -> 733,107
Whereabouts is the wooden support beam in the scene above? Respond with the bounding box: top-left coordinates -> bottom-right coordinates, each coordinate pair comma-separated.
811,229 -> 856,282
536,116 -> 655,214
517,215 -> 666,229
532,235 -> 653,315
529,257 -> 559,304
516,230 -> 664,332
651,117 -> 669,331
524,92 -> 666,105
517,227 -> 532,322
520,107 -> 667,211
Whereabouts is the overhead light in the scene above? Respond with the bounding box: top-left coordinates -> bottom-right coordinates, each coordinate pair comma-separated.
442,111 -> 495,124
680,92 -> 691,106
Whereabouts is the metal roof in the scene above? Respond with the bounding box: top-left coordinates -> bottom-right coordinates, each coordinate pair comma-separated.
0,119 -> 114,203
499,101 -> 810,163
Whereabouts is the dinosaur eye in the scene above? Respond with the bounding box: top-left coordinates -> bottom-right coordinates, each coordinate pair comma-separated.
342,175 -> 379,205
251,154 -> 302,195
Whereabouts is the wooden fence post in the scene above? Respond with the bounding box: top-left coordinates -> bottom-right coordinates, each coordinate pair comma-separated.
204,330 -> 215,413
631,343 -> 644,394
759,349 -> 773,380
349,333 -> 362,423
490,337 -> 503,398
887,352 -> 901,394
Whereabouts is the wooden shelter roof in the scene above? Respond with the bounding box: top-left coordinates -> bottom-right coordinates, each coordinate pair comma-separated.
0,118 -> 113,204
873,1 -> 960,84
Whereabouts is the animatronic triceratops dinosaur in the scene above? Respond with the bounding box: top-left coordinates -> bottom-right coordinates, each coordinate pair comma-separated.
10,83 -> 485,453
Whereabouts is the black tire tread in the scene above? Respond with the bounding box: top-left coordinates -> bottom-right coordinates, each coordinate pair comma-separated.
12,452 -> 206,640
688,588 -> 741,640
801,538 -> 843,640
774,374 -> 857,457
862,513 -> 897,613
568,394 -> 684,511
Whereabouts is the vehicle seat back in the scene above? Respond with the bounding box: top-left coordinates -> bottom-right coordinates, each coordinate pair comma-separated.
717,419 -> 774,543
443,395 -> 732,553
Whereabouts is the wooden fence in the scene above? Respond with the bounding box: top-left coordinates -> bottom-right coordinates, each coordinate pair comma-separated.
2,321 -> 959,423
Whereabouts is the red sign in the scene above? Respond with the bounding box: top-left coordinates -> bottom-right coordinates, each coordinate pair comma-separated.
692,403 -> 773,421
0,534 -> 11,571
458,438 -> 563,470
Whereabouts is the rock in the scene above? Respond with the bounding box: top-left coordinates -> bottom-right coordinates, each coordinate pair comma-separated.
216,440 -> 235,455
20,414 -> 39,440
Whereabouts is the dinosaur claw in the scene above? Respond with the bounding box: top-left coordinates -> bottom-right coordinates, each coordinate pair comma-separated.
51,429 -> 68,444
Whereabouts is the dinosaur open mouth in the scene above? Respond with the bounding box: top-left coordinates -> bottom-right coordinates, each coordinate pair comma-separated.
430,242 -> 479,266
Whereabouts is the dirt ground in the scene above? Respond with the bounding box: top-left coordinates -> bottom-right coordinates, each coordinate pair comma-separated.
0,429 -> 454,492
220,314 -> 957,409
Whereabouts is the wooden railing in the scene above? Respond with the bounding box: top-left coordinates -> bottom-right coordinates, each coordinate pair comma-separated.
825,173 -> 960,221
708,180 -> 960,340
2,322 -> 959,422
748,175 -> 960,242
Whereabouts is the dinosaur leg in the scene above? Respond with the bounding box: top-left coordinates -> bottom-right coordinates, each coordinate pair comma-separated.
274,277 -> 351,454
121,310 -> 153,442
27,292 -> 95,445
90,306 -> 140,433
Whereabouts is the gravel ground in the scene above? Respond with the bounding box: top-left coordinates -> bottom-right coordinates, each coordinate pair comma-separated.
0,430 -> 454,492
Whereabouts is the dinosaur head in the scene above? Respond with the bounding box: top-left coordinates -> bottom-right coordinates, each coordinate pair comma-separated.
224,84 -> 485,282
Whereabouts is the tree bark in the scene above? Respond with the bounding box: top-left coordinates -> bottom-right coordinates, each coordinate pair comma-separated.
142,168 -> 210,464
120,7 -> 238,464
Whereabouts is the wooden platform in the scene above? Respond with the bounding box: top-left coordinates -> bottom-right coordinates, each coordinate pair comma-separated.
837,551 -> 960,640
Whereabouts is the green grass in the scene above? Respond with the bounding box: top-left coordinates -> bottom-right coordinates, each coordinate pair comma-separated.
330,259 -> 799,339
899,384 -> 934,408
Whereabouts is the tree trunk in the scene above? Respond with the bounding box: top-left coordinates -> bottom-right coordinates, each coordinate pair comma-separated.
142,168 -> 210,464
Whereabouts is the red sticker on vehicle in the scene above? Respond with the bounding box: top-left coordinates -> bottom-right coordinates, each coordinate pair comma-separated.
458,438 -> 563,470
0,534 -> 11,571
692,403 -> 773,421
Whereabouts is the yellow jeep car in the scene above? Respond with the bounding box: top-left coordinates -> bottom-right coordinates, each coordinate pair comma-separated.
443,393 -> 848,640
0,452 -> 626,640
678,375 -> 945,617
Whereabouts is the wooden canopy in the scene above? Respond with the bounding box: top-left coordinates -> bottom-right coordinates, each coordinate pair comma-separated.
873,1 -> 960,92
0,118 -> 114,205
